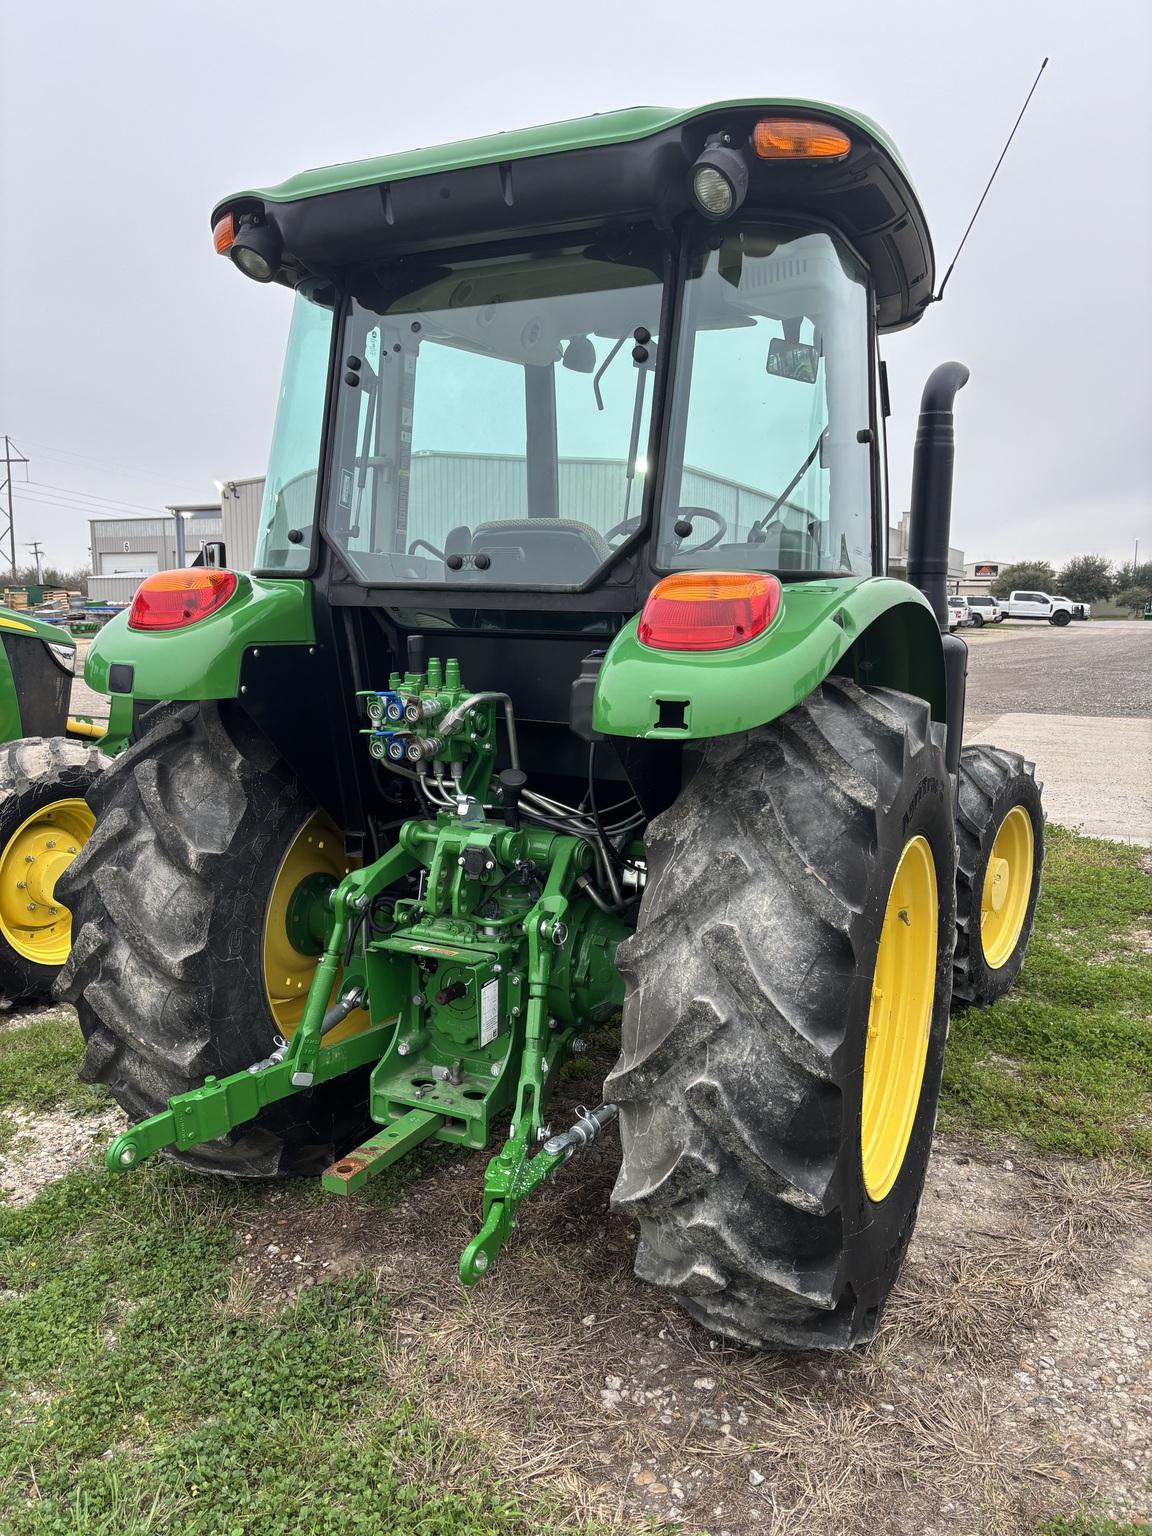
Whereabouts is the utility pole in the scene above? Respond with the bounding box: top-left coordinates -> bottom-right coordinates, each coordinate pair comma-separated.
25,542 -> 45,583
1,436 -> 28,577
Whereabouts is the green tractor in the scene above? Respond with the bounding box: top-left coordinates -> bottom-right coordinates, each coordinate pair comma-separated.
58,101 -> 1045,1349
0,609 -> 109,1004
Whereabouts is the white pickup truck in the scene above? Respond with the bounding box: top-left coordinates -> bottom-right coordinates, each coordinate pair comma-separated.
1002,591 -> 1090,625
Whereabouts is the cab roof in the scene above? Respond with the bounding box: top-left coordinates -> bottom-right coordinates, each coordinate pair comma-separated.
214,100 -> 935,331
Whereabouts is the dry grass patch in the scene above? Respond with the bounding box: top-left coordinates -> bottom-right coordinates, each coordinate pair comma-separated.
885,1159 -> 1151,1362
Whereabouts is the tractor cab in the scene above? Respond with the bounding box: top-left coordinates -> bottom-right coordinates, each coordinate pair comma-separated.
224,102 -> 931,615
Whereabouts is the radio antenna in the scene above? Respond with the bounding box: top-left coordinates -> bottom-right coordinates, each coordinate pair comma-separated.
933,57 -> 1049,303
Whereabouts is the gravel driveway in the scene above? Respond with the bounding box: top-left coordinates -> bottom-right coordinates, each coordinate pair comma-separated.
962,622 -> 1152,844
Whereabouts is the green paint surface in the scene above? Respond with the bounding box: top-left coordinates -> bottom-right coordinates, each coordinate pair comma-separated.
0,607 -> 77,647
0,607 -> 75,743
593,576 -> 943,738
83,577 -> 315,702
216,98 -> 915,212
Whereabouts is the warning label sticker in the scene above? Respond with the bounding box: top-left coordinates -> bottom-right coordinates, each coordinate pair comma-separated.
480,978 -> 499,1047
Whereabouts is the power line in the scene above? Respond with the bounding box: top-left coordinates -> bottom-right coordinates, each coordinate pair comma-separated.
21,479 -> 163,515
25,542 -> 45,583
6,491 -> 123,520
16,437 -> 189,491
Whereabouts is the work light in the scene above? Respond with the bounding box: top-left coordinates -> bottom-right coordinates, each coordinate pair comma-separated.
226,215 -> 282,283
690,136 -> 749,222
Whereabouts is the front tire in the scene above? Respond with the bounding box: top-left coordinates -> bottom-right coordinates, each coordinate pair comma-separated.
1050,610 -> 1072,626
953,745 -> 1044,1005
608,679 -> 956,1350
0,737 -> 108,1004
55,702 -> 373,1177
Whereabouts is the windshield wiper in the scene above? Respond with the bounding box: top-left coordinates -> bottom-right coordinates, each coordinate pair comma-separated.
746,430 -> 826,544
592,335 -> 628,411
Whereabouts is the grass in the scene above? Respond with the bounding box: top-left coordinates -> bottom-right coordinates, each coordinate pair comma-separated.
0,825 -> 1148,1533
941,825 -> 1152,1164
1037,1519 -> 1152,1535
0,1006 -> 109,1156
0,1160 -> 607,1536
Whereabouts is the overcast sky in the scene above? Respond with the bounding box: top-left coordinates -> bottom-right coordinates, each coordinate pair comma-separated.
1,0 -> 1149,574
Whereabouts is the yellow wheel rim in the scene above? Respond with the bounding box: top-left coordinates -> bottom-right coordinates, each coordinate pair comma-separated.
861,834 -> 939,1203
262,811 -> 365,1043
980,805 -> 1035,970
0,798 -> 94,966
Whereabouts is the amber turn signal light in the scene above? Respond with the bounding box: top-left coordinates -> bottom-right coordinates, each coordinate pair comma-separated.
212,212 -> 235,254
638,571 -> 782,652
128,569 -> 238,631
753,118 -> 852,161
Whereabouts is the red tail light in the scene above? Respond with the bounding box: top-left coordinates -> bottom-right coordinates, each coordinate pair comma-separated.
128,569 -> 237,631
638,571 -> 782,652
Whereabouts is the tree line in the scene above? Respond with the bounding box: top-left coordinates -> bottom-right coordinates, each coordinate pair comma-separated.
7,564 -> 91,596
988,556 -> 1151,613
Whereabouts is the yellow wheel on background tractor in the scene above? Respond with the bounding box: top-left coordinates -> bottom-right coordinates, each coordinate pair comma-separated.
0,737 -> 108,1004
0,799 -> 94,967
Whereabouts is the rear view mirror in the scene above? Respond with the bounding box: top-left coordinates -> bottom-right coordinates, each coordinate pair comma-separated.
562,336 -> 596,374
767,337 -> 819,383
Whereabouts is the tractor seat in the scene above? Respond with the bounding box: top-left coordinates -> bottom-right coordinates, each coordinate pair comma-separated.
466,518 -> 611,581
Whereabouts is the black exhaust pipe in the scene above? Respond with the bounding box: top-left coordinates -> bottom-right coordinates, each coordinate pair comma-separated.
906,361 -> 970,629
906,361 -> 970,779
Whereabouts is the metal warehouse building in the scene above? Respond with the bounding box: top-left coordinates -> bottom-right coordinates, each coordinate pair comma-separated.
88,504 -> 224,604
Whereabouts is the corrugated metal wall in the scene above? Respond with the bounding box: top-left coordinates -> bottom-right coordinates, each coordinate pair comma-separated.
219,478 -> 264,571
88,574 -> 150,604
399,453 -> 786,551
90,513 -> 224,575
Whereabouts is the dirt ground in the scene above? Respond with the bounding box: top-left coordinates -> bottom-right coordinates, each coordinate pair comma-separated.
10,1059 -> 1147,1536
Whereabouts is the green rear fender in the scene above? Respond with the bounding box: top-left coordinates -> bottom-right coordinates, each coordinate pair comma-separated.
84,576 -> 315,702
592,577 -> 945,740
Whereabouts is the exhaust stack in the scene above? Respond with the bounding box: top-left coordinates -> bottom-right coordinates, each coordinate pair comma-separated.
906,361 -> 970,630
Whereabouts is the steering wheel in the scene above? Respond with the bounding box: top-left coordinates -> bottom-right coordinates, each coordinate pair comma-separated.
605,506 -> 728,552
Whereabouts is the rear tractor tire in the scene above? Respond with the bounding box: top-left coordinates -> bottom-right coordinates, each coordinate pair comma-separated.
0,736 -> 108,1005
608,679 -> 956,1350
55,702 -> 373,1177
953,744 -> 1043,1006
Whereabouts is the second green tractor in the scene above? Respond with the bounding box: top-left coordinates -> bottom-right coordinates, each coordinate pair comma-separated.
55,99 -> 1044,1350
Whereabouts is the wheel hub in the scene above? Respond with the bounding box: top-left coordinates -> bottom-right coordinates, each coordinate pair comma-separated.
860,835 -> 938,1203
980,806 -> 1034,969
0,800 -> 93,965
985,855 -> 1010,913
262,811 -> 362,1039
